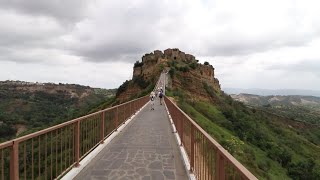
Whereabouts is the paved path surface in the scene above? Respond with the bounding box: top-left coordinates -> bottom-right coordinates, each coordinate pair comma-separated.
74,98 -> 188,180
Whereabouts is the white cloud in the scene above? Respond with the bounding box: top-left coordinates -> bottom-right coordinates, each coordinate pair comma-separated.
0,0 -> 90,22
0,0 -> 319,90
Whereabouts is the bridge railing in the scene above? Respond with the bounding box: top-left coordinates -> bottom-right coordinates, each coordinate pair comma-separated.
0,96 -> 149,180
164,97 -> 257,180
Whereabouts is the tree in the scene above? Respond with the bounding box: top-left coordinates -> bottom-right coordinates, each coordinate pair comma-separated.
116,80 -> 130,96
169,68 -> 175,78
288,159 -> 318,180
0,124 -> 16,137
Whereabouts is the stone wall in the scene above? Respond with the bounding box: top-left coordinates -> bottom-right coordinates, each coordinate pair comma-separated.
163,48 -> 196,63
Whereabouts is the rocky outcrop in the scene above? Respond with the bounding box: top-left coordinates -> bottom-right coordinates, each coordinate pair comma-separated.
119,48 -> 221,102
133,66 -> 142,77
134,48 -> 198,79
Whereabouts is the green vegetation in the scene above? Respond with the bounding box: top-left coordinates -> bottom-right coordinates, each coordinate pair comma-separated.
133,75 -> 150,89
116,80 -> 130,97
113,74 -> 155,106
265,105 -> 320,125
231,94 -> 320,125
169,68 -> 176,78
0,123 -> 16,137
0,82 -> 115,142
177,65 -> 190,72
189,62 -> 197,69
166,86 -> 320,179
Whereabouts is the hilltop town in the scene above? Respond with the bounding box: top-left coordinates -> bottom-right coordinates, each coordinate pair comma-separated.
117,48 -> 221,102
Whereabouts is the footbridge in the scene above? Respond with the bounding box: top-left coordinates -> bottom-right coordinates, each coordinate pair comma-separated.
0,73 -> 257,180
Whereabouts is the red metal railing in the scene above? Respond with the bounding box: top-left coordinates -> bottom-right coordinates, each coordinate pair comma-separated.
0,96 -> 149,180
164,97 -> 258,180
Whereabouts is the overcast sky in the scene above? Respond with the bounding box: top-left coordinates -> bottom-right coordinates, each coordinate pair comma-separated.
0,0 -> 319,90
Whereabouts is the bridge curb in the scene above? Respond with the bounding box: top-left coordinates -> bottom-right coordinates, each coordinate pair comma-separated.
164,100 -> 196,180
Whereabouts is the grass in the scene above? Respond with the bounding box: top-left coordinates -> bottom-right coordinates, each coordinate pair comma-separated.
166,87 -> 320,179
178,100 -> 289,179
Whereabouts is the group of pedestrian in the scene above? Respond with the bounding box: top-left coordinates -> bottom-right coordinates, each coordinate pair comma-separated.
149,86 -> 164,110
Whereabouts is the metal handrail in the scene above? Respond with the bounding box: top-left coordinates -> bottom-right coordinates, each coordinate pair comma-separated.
0,95 -> 149,180
164,96 -> 258,180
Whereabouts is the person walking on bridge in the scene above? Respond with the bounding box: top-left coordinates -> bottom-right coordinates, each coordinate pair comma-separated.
159,88 -> 163,105
150,91 -> 155,110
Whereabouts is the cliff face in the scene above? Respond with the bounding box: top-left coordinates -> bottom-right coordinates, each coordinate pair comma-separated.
133,48 -> 196,79
117,48 -> 221,102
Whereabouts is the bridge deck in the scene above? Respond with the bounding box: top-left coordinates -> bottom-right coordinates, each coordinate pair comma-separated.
74,98 -> 188,180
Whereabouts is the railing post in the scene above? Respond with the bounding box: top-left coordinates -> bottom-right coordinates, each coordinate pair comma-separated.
74,120 -> 80,167
125,104 -> 128,123
216,151 -> 225,180
220,155 -> 225,180
180,113 -> 184,146
215,151 -> 219,180
190,124 -> 195,172
100,111 -> 105,144
10,141 -> 19,180
115,107 -> 119,131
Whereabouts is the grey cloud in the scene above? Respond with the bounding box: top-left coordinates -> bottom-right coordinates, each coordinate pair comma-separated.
74,44 -> 148,63
0,27 -> 63,49
267,60 -> 320,77
0,47 -> 50,63
0,10 -> 68,63
0,0 -> 89,23
202,34 -> 315,57
0,47 -> 40,63
290,61 -> 320,73
64,1 -> 172,63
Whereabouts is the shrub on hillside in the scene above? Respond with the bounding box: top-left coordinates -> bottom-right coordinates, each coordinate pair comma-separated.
116,80 -> 130,97
0,123 -> 16,137
177,66 -> 190,72
189,62 -> 197,69
133,76 -> 150,89
169,68 -> 176,78
288,159 -> 319,179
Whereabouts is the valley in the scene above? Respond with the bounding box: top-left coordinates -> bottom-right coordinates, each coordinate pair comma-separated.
0,81 -> 116,142
231,94 -> 320,126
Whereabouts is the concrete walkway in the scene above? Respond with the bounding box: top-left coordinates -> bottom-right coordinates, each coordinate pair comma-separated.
74,98 -> 188,180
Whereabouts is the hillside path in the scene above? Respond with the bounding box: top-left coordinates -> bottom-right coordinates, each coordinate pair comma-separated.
74,98 -> 188,180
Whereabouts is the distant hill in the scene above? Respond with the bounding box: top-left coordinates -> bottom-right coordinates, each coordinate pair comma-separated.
0,81 -> 116,142
224,88 -> 320,97
231,93 -> 320,106
231,93 -> 320,126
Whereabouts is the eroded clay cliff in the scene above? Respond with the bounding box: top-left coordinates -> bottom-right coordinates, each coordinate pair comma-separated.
117,48 -> 221,103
